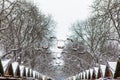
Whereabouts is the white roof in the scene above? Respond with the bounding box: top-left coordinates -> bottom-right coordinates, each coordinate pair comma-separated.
1,59 -> 11,72
30,69 -> 33,76
108,61 -> 117,75
80,72 -> 82,78
12,62 -> 19,74
100,65 -> 106,77
75,74 -> 79,78
26,67 -> 29,76
86,69 -> 89,79
82,71 -> 85,79
33,70 -> 36,77
20,65 -> 25,77
94,67 -> 98,77
89,68 -> 93,78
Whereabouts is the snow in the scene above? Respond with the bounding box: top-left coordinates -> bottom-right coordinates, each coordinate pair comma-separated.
86,69 -> 89,79
0,59 -> 45,79
108,61 -> 117,75
75,74 -> 79,79
33,70 -> 36,78
12,62 -> 19,74
26,67 -> 29,75
80,72 -> 82,79
30,69 -> 33,76
73,76 -> 76,80
20,65 -> 25,77
83,71 -> 85,79
89,68 -> 93,78
1,59 -> 11,72
94,67 -> 99,77
100,65 -> 106,77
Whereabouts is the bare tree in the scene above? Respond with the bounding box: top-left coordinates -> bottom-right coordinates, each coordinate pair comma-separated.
0,0 -> 55,71
92,0 -> 120,43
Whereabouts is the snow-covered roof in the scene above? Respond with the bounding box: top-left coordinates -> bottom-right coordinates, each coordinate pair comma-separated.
1,59 -> 11,72
26,67 -> 29,76
82,71 -> 85,79
89,68 -> 93,78
12,62 -> 19,74
100,65 -> 106,77
80,72 -> 82,79
86,69 -> 89,79
33,70 -> 36,78
94,67 -> 98,77
108,61 -> 117,75
0,59 -> 47,79
20,65 -> 25,77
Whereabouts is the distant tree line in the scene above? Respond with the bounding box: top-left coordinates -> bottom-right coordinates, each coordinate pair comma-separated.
0,0 -> 55,72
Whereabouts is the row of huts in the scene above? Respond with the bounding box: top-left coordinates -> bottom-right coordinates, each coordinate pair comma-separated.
0,59 -> 51,80
67,57 -> 120,80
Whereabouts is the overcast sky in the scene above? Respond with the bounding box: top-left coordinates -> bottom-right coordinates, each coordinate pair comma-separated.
30,0 -> 93,40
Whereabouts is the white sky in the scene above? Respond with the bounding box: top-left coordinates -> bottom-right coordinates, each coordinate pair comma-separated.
30,0 -> 93,40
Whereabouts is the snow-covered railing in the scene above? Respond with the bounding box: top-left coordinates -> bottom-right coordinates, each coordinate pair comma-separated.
67,57 -> 120,80
0,59 -> 46,80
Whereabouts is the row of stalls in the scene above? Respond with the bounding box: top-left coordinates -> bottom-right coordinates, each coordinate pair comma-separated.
67,57 -> 120,80
0,59 -> 52,80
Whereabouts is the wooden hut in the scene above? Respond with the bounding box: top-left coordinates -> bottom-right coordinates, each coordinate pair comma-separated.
30,69 -> 33,77
23,67 -> 26,78
114,57 -> 120,79
104,62 -> 113,78
92,67 -> 98,80
12,62 -> 20,78
4,63 -> 14,77
20,65 -> 26,79
92,68 -> 96,80
88,69 -> 91,79
97,66 -> 103,79
86,70 -> 89,79
27,68 -> 30,77
0,59 -> 4,76
85,70 -> 88,79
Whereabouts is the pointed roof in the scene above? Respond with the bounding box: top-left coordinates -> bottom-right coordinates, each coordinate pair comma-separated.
86,69 -> 89,79
2,59 -> 11,73
97,65 -> 103,78
23,67 -> 26,77
89,68 -> 93,79
12,62 -> 20,77
27,68 -> 30,77
88,69 -> 91,79
4,63 -> 14,77
0,59 -> 4,76
92,68 -> 96,79
104,62 -> 113,78
15,65 -> 20,78
85,70 -> 87,79
100,65 -> 106,77
30,69 -> 33,77
92,67 -> 98,79
114,57 -> 120,79
20,65 -> 26,77
108,61 -> 117,75
81,72 -> 84,79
